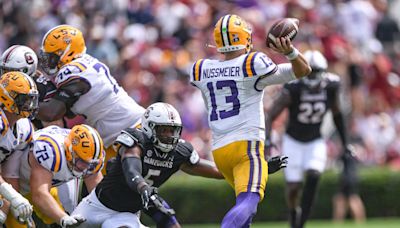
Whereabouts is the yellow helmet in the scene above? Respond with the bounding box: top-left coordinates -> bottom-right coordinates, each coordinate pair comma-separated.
64,124 -> 104,177
40,25 -> 86,75
0,71 -> 39,118
214,14 -> 253,53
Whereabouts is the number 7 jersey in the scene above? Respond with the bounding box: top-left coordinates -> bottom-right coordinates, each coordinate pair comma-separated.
190,52 -> 277,149
54,54 -> 145,147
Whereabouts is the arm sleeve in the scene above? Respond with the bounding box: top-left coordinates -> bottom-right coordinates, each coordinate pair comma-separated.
52,80 -> 90,110
122,156 -> 146,193
333,112 -> 348,147
255,63 -> 297,91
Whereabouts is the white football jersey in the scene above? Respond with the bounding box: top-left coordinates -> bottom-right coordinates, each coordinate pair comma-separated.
55,54 -> 145,146
19,125 -> 74,194
190,52 -> 277,149
0,109 -> 34,162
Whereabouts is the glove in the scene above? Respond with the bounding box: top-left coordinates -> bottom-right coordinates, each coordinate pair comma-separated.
341,144 -> 357,163
9,194 -> 33,223
60,214 -> 86,228
267,156 -> 288,174
149,194 -> 176,216
139,185 -> 157,210
0,183 -> 33,223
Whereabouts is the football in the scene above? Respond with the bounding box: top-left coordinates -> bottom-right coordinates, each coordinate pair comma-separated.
266,18 -> 299,47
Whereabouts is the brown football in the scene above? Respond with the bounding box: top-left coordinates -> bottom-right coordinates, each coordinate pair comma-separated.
266,18 -> 299,47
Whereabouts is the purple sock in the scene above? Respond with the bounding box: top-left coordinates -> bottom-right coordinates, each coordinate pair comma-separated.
221,192 -> 260,228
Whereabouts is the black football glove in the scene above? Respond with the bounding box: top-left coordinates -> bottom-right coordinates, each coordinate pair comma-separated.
139,185 -> 157,210
267,156 -> 288,174
149,194 -> 176,216
341,144 -> 357,163
140,186 -> 176,216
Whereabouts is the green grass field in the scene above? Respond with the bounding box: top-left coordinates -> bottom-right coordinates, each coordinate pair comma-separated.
183,218 -> 400,228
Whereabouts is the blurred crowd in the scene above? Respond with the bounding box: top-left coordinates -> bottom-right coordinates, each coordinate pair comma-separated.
1,0 -> 400,168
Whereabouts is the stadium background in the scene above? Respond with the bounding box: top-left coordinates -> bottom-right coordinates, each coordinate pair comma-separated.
2,0 -> 400,226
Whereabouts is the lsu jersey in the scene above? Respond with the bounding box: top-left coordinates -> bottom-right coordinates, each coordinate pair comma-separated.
19,126 -> 75,194
54,54 -> 145,147
284,72 -> 341,142
190,52 -> 277,149
0,109 -> 34,162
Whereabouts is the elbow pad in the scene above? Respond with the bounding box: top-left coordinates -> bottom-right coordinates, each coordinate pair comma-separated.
122,156 -> 145,193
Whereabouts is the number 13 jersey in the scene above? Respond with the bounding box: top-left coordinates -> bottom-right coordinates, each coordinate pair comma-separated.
190,52 -> 277,149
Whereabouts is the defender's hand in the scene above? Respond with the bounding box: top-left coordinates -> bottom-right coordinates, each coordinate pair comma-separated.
139,185 -> 157,210
149,194 -> 176,216
341,144 -> 357,163
268,156 -> 288,174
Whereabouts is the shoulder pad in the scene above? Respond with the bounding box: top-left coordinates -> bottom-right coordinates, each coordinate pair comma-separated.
14,118 -> 34,149
33,135 -> 64,172
189,149 -> 200,165
243,52 -> 277,78
115,128 -> 141,148
55,61 -> 87,87
323,72 -> 341,82
190,59 -> 206,82
175,141 -> 196,159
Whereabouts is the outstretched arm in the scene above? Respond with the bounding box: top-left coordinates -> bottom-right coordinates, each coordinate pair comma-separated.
180,159 -> 224,179
37,79 -> 90,121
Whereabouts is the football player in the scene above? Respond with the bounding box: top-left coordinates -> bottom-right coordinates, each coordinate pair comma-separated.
71,102 -> 288,227
1,45 -> 72,228
265,50 -> 354,228
189,14 -> 311,228
37,25 -> 145,174
0,45 -> 64,129
18,124 -> 104,227
0,71 -> 38,226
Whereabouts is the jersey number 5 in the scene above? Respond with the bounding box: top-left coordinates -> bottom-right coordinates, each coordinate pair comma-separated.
143,169 -> 161,186
207,80 -> 240,121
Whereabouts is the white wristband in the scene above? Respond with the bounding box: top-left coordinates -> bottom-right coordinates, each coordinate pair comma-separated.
0,183 -> 19,202
285,48 -> 299,60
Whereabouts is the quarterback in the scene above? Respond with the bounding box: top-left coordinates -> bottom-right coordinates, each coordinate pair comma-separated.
0,71 -> 38,226
19,124 -> 104,227
190,14 -> 311,227
37,25 -> 145,172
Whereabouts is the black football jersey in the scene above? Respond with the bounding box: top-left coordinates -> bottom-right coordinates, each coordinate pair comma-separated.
284,73 -> 340,142
95,128 -> 200,213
